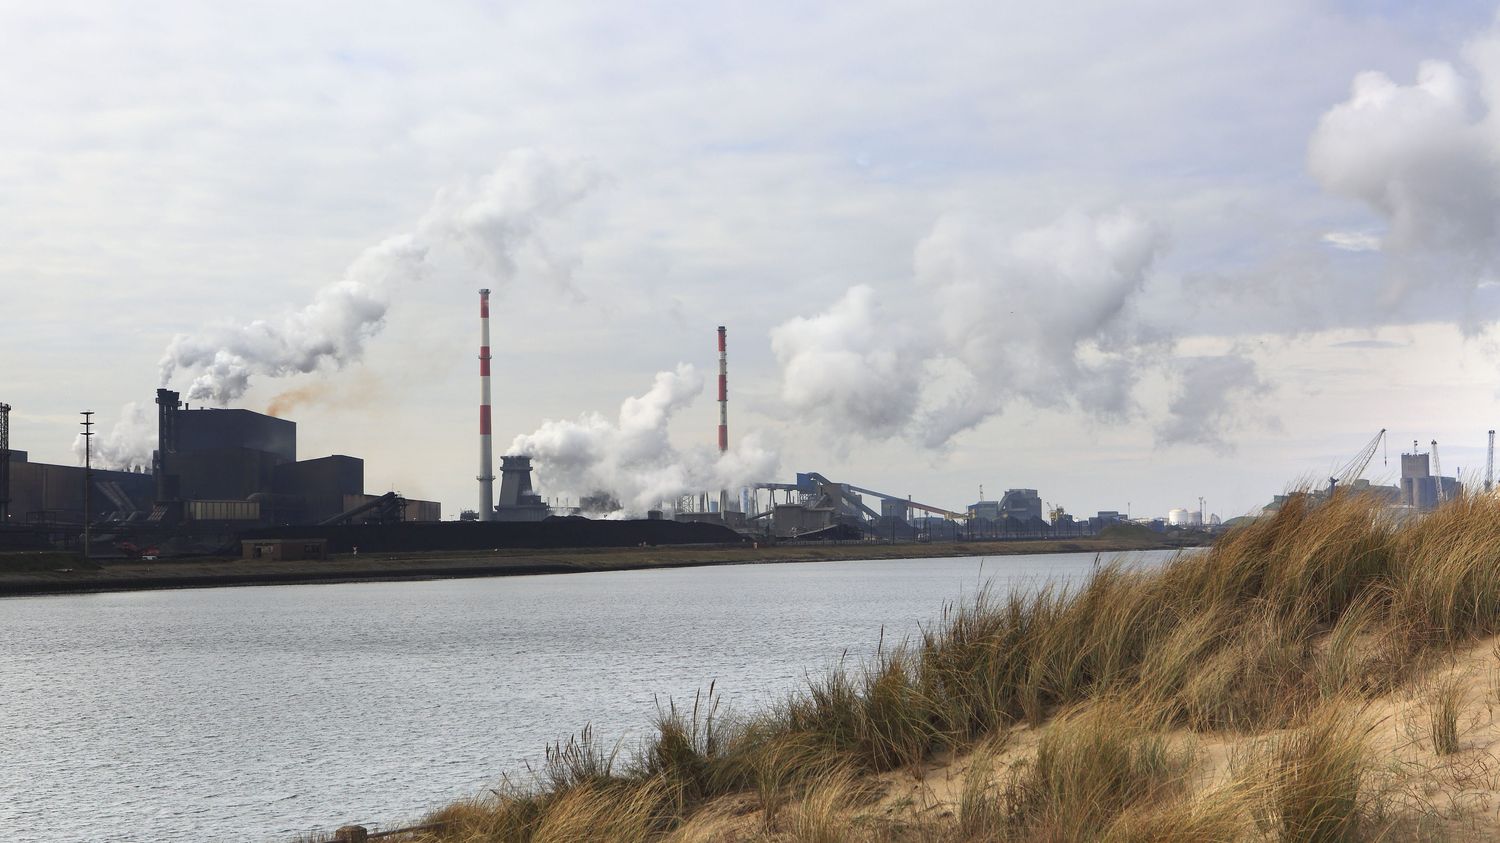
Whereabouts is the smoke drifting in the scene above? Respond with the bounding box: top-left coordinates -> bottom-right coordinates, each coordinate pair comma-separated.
72,402 -> 153,471
1154,355 -> 1269,451
915,211 -> 1167,443
160,235 -> 422,404
508,365 -> 778,515
159,150 -> 598,405
770,285 -> 924,442
771,211 -> 1212,448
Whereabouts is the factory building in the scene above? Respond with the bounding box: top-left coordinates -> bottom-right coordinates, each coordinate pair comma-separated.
154,389 -> 440,526
493,455 -> 549,521
4,450 -> 154,526
0,393 -> 438,536
999,489 -> 1043,521
1400,449 -> 1457,512
966,488 -> 1048,537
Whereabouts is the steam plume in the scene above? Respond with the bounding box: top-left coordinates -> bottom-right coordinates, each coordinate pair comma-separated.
770,210 -> 1226,448
72,402 -> 153,471
1154,354 -> 1269,451
508,365 -> 778,515
159,150 -> 597,404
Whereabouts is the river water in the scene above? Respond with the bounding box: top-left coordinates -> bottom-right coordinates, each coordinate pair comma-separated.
0,550 -> 1180,842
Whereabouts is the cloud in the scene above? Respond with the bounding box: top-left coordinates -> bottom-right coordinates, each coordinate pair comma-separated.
1309,55 -> 1500,258
507,364 -> 778,514
1321,231 -> 1383,252
1330,338 -> 1406,349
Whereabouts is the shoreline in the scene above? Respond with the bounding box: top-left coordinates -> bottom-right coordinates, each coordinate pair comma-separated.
0,536 -> 1199,598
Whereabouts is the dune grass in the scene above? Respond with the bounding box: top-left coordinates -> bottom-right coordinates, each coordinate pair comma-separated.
365,491 -> 1500,841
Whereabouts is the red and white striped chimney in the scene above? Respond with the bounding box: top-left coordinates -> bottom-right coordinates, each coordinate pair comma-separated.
478,289 -> 495,521
717,325 -> 729,514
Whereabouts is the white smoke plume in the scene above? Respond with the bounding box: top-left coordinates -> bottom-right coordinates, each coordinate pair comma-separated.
159,235 -> 423,403
159,149 -> 598,405
1154,354 -> 1269,451
769,285 -> 925,441
915,211 -> 1167,443
71,401 -> 154,471
772,210 -> 1207,448
508,364 -> 779,515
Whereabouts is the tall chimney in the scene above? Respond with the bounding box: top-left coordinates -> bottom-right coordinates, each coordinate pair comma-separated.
478,289 -> 496,521
0,402 -> 10,524
154,388 -> 181,504
718,325 -> 729,515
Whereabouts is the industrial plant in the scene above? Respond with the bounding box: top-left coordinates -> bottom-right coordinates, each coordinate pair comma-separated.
11,291 -> 1483,561
0,389 -> 443,555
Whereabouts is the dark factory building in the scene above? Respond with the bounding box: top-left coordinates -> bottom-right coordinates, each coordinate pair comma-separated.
3,450 -> 155,526
152,389 -> 438,526
178,408 -> 296,463
0,392 -> 437,533
273,455 -> 364,524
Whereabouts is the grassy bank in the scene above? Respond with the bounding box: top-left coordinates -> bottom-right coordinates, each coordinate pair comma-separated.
0,532 -> 1191,597
336,492 -> 1500,841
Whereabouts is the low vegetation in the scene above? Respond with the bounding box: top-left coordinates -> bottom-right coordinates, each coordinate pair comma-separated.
349,492 -> 1500,841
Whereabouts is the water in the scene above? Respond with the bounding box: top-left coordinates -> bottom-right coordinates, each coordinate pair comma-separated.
0,550 -> 1179,842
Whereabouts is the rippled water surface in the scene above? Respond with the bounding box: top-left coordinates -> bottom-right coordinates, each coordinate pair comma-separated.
0,551 -> 1180,842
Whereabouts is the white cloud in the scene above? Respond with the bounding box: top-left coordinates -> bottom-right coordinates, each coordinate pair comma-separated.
1321,231 -> 1383,252
1310,58 -> 1500,257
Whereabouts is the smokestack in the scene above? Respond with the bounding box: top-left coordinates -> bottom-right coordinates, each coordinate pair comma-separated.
718,325 -> 729,515
154,389 -> 180,502
0,402 -> 10,524
478,289 -> 496,521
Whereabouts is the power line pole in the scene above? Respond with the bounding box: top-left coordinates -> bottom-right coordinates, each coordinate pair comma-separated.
80,411 -> 93,560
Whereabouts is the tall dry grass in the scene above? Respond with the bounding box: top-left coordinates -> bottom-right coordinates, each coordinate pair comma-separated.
390,490 -> 1500,842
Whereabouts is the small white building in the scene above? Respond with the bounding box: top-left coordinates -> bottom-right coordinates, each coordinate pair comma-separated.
1167,508 -> 1203,527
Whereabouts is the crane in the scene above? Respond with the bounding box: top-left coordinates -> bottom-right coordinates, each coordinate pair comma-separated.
1328,428 -> 1387,494
1487,430 -> 1495,494
1432,440 -> 1446,505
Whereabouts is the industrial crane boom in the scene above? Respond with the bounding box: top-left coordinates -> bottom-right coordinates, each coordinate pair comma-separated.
1330,428 -> 1386,491
1432,440 -> 1446,504
1487,430 -> 1495,494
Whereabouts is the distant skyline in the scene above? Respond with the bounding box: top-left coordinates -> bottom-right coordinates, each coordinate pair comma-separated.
7,1 -> 1500,520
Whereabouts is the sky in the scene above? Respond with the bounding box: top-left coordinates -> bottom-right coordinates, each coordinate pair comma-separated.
7,0 -> 1500,521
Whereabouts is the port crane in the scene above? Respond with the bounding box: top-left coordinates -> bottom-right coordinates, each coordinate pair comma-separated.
1328,428 -> 1386,494
1487,430 -> 1495,494
1432,440 -> 1446,504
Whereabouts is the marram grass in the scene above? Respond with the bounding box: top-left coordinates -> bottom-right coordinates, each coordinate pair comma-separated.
336,491 -> 1500,841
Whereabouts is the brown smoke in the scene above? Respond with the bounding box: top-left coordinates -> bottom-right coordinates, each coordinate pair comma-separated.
267,372 -> 384,418
267,384 -> 323,418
